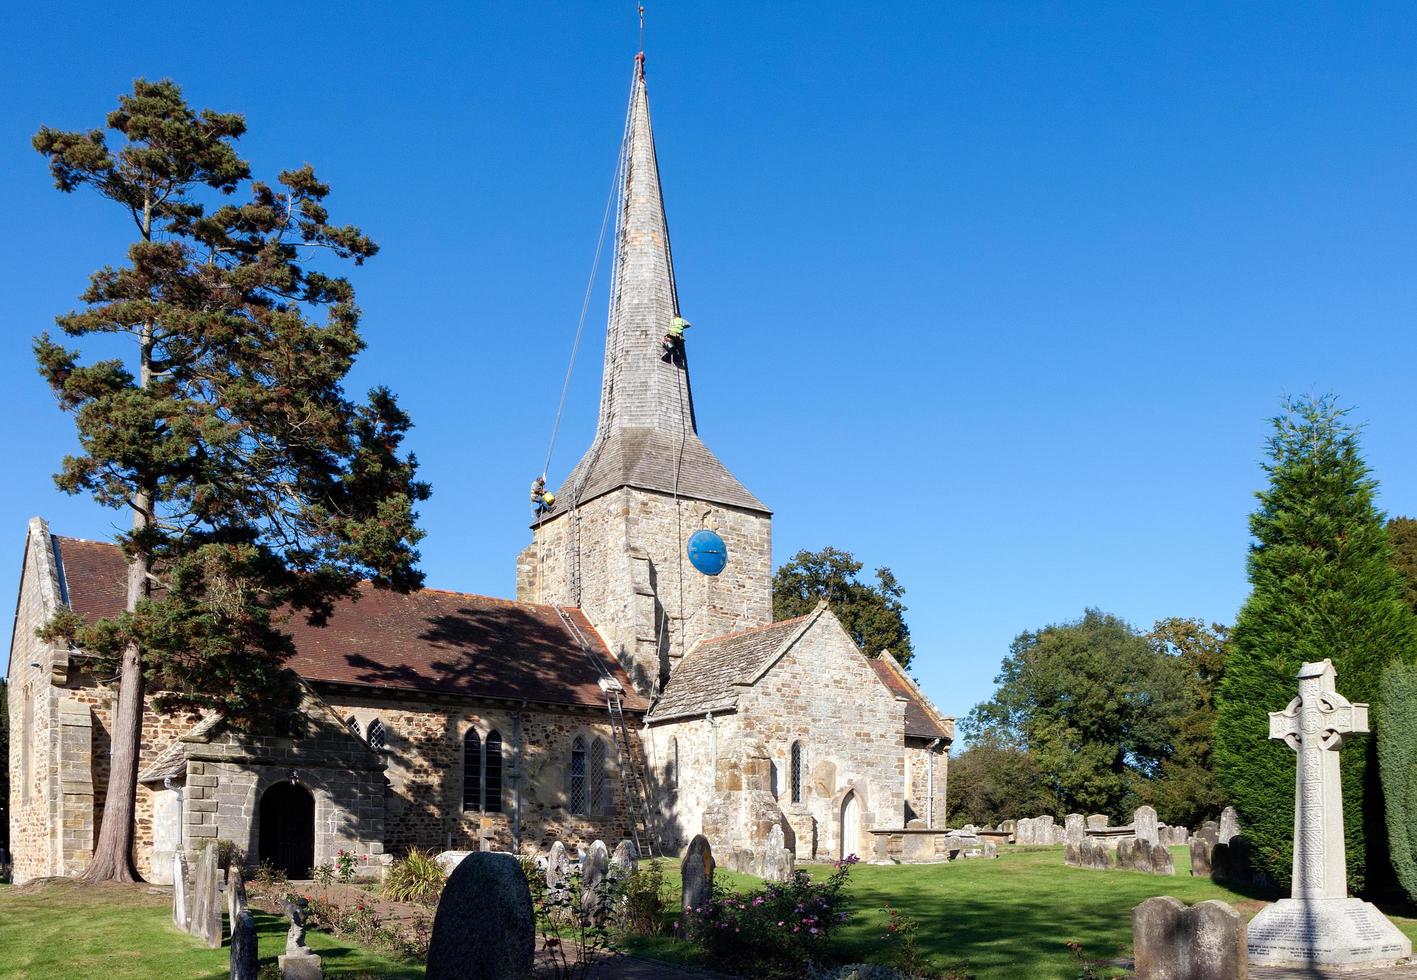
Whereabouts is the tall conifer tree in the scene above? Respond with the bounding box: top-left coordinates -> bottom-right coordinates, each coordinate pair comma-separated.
1214,395 -> 1417,893
32,80 -> 429,881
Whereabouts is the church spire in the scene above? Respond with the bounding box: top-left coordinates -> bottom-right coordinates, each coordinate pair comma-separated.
596,54 -> 696,436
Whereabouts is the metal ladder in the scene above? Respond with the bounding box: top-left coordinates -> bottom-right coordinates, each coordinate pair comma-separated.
552,604 -> 657,858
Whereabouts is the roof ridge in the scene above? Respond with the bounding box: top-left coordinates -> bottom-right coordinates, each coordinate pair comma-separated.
696,613 -> 811,648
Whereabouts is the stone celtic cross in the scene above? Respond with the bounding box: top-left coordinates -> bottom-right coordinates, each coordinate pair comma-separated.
1268,659 -> 1368,900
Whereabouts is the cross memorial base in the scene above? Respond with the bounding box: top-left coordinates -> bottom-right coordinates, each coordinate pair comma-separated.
1247,897 -> 1411,970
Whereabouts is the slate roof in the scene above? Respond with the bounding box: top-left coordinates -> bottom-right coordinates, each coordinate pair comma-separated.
50,534 -> 645,712
544,57 -> 768,520
646,615 -> 811,722
867,653 -> 954,741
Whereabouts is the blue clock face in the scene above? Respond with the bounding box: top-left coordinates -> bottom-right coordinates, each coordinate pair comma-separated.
687,529 -> 728,576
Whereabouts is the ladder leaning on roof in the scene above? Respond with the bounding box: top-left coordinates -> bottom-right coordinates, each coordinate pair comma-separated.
550,603 -> 657,858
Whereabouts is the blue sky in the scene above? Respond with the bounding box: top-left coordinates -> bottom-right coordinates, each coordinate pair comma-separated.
3,3 -> 1417,726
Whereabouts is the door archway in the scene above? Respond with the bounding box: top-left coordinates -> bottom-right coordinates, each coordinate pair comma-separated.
259,781 -> 316,878
840,789 -> 860,860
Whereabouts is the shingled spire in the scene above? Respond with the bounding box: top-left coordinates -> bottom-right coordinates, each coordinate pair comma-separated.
550,56 -> 767,515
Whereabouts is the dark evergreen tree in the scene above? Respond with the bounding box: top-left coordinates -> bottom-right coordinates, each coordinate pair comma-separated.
1378,661 -> 1417,902
1387,517 -> 1417,614
961,609 -> 1189,819
1213,395 -> 1417,893
772,547 -> 915,667
32,79 -> 429,881
1144,618 -> 1229,828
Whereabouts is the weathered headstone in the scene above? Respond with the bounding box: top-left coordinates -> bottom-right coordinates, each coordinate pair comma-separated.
171,851 -> 190,932
226,864 -> 248,940
999,819 -> 1017,842
761,824 -> 794,882
1151,843 -> 1176,876
1217,806 -> 1239,845
1133,896 -> 1247,980
435,850 -> 472,876
230,909 -> 258,980
426,851 -> 534,980
1036,815 -> 1056,845
190,844 -> 223,948
545,840 -> 568,893
1081,836 -> 1114,870
1065,813 -> 1085,847
982,840 -> 998,859
280,896 -> 323,980
1190,833 -> 1215,878
610,839 -> 639,876
1246,660 -> 1412,969
579,840 -> 610,922
1134,806 -> 1160,847
1086,814 -> 1109,830
681,834 -> 715,915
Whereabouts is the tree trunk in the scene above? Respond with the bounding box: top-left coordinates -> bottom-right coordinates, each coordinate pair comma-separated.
83,207 -> 155,880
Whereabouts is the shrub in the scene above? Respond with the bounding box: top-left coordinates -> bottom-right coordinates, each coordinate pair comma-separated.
200,838 -> 245,871
252,860 -> 287,889
687,855 -> 858,978
1379,660 -> 1417,902
312,862 -> 335,888
382,848 -> 446,906
614,860 -> 666,935
334,848 -> 358,883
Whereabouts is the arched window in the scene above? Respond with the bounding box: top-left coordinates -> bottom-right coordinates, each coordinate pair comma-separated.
790,741 -> 804,804
462,728 -> 482,812
590,737 -> 609,814
484,730 -> 504,814
570,735 -> 588,814
346,716 -> 361,736
367,718 -> 387,750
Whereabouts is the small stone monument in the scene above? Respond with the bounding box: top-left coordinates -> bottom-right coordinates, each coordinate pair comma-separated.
171,851 -> 190,931
579,840 -> 610,922
681,834 -> 715,915
1134,805 -> 1160,847
1217,806 -> 1239,845
545,840 -> 568,891
1246,659 -> 1412,969
230,909 -> 258,980
1190,831 -> 1216,878
610,839 -> 639,877
1087,814 -> 1109,830
280,896 -> 323,980
1035,814 -> 1056,844
1133,896 -> 1247,980
426,851 -> 534,980
226,864 -> 248,940
761,824 -> 794,882
190,844 -> 222,948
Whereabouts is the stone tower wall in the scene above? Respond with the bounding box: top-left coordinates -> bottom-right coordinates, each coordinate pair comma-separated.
518,487 -> 771,697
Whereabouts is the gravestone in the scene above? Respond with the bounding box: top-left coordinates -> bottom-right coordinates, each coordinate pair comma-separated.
1133,896 -> 1247,980
579,840 -> 610,922
545,840 -> 568,894
435,850 -> 473,876
280,896 -> 323,980
982,840 -> 998,859
1134,806 -> 1160,847
681,834 -> 715,915
1086,814 -> 1109,830
1037,815 -> 1055,843
1077,836 -> 1114,870
999,819 -> 1017,841
610,839 -> 639,877
190,844 -> 222,948
1246,660 -> 1412,969
426,851 -> 534,980
1218,807 -> 1239,845
1190,833 -> 1215,878
1151,843 -> 1176,876
226,864 -> 248,940
761,824 -> 794,882
230,909 -> 259,980
1065,814 -> 1085,846
171,851 -> 190,931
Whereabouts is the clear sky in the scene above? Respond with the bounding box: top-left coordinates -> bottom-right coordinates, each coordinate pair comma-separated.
3,3 -> 1417,728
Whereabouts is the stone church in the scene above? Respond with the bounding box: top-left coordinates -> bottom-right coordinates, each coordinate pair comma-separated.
6,55 -> 952,885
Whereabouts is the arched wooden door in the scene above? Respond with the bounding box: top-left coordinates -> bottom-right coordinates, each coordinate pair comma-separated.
840,790 -> 860,860
259,781 -> 315,878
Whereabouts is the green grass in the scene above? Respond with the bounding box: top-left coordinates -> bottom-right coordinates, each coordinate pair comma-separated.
0,879 -> 423,980
631,846 -> 1417,980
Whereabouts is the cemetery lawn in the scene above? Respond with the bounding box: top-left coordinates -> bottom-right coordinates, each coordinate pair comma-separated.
631,846 -> 1417,980
0,879 -> 423,980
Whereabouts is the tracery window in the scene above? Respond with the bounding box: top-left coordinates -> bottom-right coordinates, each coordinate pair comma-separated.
367,718 -> 387,750
484,730 -> 504,814
590,737 -> 610,814
462,728 -> 482,812
346,716 -> 361,736
570,736 -> 588,814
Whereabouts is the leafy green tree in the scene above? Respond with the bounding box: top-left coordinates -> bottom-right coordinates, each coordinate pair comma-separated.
961,609 -> 1188,819
33,79 -> 429,882
946,741 -> 1057,826
1144,618 -> 1229,828
1214,395 -> 1417,894
1378,661 -> 1417,903
772,547 -> 915,667
1387,517 -> 1417,614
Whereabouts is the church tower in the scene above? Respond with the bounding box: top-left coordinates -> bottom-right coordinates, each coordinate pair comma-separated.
517,54 -> 773,698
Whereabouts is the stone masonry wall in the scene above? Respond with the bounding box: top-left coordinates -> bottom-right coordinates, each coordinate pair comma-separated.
904,740 -> 948,828
733,613 -> 907,861
319,690 -> 645,855
640,712 -> 738,851
517,488 -> 772,698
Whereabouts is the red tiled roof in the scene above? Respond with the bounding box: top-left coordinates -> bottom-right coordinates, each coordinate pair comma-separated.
867,655 -> 952,741
50,535 -> 645,712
